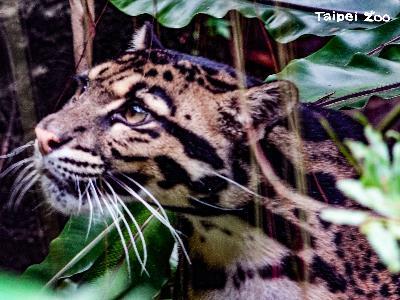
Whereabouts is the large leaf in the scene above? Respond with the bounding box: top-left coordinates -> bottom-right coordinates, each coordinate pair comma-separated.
78,213 -> 175,300
110,0 -> 400,43
269,18 -> 400,107
22,203 -> 176,300
23,214 -> 115,284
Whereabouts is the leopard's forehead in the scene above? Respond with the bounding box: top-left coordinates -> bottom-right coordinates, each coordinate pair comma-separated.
87,49 -> 261,99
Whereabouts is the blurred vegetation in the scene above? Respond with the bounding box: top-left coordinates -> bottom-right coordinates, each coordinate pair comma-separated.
322,127 -> 400,272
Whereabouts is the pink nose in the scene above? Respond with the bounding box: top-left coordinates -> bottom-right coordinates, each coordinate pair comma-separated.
35,127 -> 60,155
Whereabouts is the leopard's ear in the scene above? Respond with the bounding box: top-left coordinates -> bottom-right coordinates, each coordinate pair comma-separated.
242,80 -> 298,137
131,21 -> 164,50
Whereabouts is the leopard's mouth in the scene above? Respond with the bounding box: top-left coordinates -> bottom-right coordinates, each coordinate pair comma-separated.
40,165 -> 151,215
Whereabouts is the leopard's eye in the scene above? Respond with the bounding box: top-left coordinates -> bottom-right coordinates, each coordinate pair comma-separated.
124,104 -> 152,125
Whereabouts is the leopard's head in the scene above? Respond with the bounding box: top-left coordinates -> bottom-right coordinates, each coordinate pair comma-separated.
33,23 -> 297,215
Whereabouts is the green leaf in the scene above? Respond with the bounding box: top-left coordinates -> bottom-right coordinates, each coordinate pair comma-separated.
270,18 -> 400,107
320,209 -> 370,226
76,212 -> 176,300
23,215 -> 116,284
22,201 -> 176,300
362,221 -> 400,272
0,273 -> 58,300
109,0 -> 400,43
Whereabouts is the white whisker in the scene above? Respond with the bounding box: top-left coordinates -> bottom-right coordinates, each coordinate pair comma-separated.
188,195 -> 244,212
103,180 -> 148,274
212,171 -> 265,199
85,187 -> 94,241
119,173 -> 170,224
94,185 -> 132,279
89,179 -> 104,214
0,140 -> 35,159
13,174 -> 40,210
74,175 -> 83,213
0,158 -> 34,178
8,169 -> 38,208
107,173 -> 190,263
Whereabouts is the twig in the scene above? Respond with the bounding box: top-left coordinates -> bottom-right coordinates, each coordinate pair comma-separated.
315,81 -> 400,108
367,34 -> 400,56
54,1 -> 108,111
69,0 -> 96,73
377,103 -> 400,132
258,20 -> 279,73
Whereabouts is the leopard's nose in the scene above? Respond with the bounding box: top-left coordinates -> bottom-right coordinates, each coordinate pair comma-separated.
35,127 -> 61,155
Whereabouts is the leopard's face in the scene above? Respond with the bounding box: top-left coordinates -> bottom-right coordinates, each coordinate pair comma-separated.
34,24 -> 296,215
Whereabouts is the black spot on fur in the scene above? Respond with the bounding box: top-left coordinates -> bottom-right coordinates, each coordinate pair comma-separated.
230,142 -> 250,186
205,75 -> 237,93
148,85 -> 176,116
133,128 -> 160,139
149,51 -> 169,65
237,264 -> 246,282
174,63 -> 196,82
163,70 -> 173,81
344,262 -> 353,276
200,220 -> 217,231
73,126 -> 87,133
155,115 -> 224,169
380,284 -> 390,297
311,255 -> 347,293
111,148 -> 148,162
258,265 -> 274,279
334,232 -> 343,246
191,258 -> 227,290
260,138 -> 346,205
128,137 -> 150,143
154,156 -> 227,195
184,114 -> 191,120
145,68 -> 158,77
125,81 -> 148,98
232,275 -> 241,289
202,65 -> 219,76
239,202 -> 315,251
221,228 -> 232,236
197,77 -> 205,86
155,155 -> 190,189
178,217 -> 194,237
318,217 -> 332,229
375,262 -> 386,271
281,255 -> 306,281
308,172 -> 347,205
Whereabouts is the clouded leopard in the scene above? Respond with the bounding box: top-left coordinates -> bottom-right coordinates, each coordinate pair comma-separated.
29,23 -> 399,299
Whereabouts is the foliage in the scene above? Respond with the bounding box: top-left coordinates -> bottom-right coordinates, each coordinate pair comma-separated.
20,204 -> 176,300
321,127 -> 400,272
206,17 -> 231,39
109,0 -> 400,43
270,18 -> 400,108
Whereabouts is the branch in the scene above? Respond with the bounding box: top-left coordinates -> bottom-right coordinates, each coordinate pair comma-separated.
315,81 -> 400,108
69,0 -> 96,73
367,34 -> 400,56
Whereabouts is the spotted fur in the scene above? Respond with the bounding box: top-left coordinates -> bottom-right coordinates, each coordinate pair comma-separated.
33,23 -> 398,299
